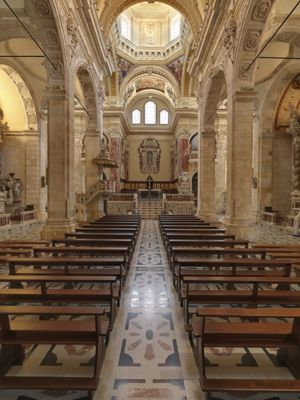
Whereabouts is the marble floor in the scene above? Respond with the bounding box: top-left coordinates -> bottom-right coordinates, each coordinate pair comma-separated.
1,220 -> 300,399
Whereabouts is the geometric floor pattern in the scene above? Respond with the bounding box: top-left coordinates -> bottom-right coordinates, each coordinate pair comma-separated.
1,220 -> 300,399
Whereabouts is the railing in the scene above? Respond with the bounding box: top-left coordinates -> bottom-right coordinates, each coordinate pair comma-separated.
165,194 -> 194,202
108,193 -> 135,202
76,180 -> 111,205
163,193 -> 196,215
11,210 -> 37,223
0,213 -> 10,226
121,179 -> 178,193
107,193 -> 137,215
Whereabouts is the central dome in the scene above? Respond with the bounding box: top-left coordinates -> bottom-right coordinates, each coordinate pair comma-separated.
117,2 -> 184,48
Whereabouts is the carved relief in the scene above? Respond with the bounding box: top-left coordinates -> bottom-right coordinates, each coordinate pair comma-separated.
223,15 -> 236,51
252,0 -> 272,22
35,0 -> 52,17
138,138 -> 161,174
239,63 -> 254,80
49,59 -> 64,78
244,30 -> 261,51
44,29 -> 59,48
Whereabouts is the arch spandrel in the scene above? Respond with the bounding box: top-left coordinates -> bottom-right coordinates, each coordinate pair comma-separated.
233,0 -> 276,90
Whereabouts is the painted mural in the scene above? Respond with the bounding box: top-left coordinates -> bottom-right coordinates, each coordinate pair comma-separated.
117,57 -> 133,86
167,55 -> 184,85
135,77 -> 165,93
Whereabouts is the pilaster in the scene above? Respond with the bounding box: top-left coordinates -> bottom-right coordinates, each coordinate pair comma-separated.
199,130 -> 217,221
41,88 -> 76,239
223,90 -> 256,239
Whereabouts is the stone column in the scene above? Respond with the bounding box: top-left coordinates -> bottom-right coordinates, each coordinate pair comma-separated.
85,129 -> 101,221
199,130 -> 216,221
223,90 -> 256,239
258,130 -> 273,216
41,88 -> 76,239
290,125 -> 300,213
215,109 -> 227,215
110,132 -> 122,193
37,111 -> 48,222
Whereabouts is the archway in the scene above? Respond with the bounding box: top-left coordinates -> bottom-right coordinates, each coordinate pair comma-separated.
200,70 -> 228,220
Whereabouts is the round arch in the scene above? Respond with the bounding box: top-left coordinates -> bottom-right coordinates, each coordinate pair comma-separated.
0,64 -> 38,131
99,0 -> 201,42
202,69 -> 227,131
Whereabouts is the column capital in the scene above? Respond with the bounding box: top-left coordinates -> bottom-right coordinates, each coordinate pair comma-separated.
45,85 -> 67,99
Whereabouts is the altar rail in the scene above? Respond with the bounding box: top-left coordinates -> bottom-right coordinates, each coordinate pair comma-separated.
121,179 -> 178,193
164,194 -> 196,215
107,193 -> 137,215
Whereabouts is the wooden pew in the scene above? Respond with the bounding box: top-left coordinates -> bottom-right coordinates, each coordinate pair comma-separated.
175,257 -> 293,292
33,246 -> 130,269
0,274 -> 118,324
194,307 -> 300,398
0,305 -> 108,399
166,239 -> 249,260
169,247 -> 267,272
181,275 -> 300,323
52,239 -> 134,259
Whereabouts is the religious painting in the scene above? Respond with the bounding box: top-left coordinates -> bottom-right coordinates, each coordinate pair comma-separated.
167,56 -> 184,85
135,77 -> 165,93
117,57 -> 133,86
275,73 -> 300,129
138,137 -> 161,174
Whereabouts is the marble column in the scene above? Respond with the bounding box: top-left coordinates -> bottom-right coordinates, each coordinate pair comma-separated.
223,90 -> 256,239
199,130 -> 216,221
41,88 -> 76,239
110,132 -> 122,193
177,133 -> 190,194
258,130 -> 273,216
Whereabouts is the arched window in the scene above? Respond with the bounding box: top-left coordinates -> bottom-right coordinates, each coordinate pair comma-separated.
160,109 -> 169,125
121,15 -> 131,40
170,15 -> 181,40
132,109 -> 141,124
144,101 -> 156,124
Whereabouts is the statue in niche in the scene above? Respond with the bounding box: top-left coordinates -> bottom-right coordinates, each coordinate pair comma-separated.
99,137 -> 110,158
293,211 -> 300,236
2,173 -> 23,204
13,178 -> 23,203
145,22 -> 155,44
6,174 -> 14,204
288,103 -> 300,130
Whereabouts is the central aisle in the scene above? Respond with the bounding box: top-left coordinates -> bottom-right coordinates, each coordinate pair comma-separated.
97,220 -> 202,399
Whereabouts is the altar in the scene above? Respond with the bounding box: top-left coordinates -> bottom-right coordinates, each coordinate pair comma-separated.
138,189 -> 162,200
